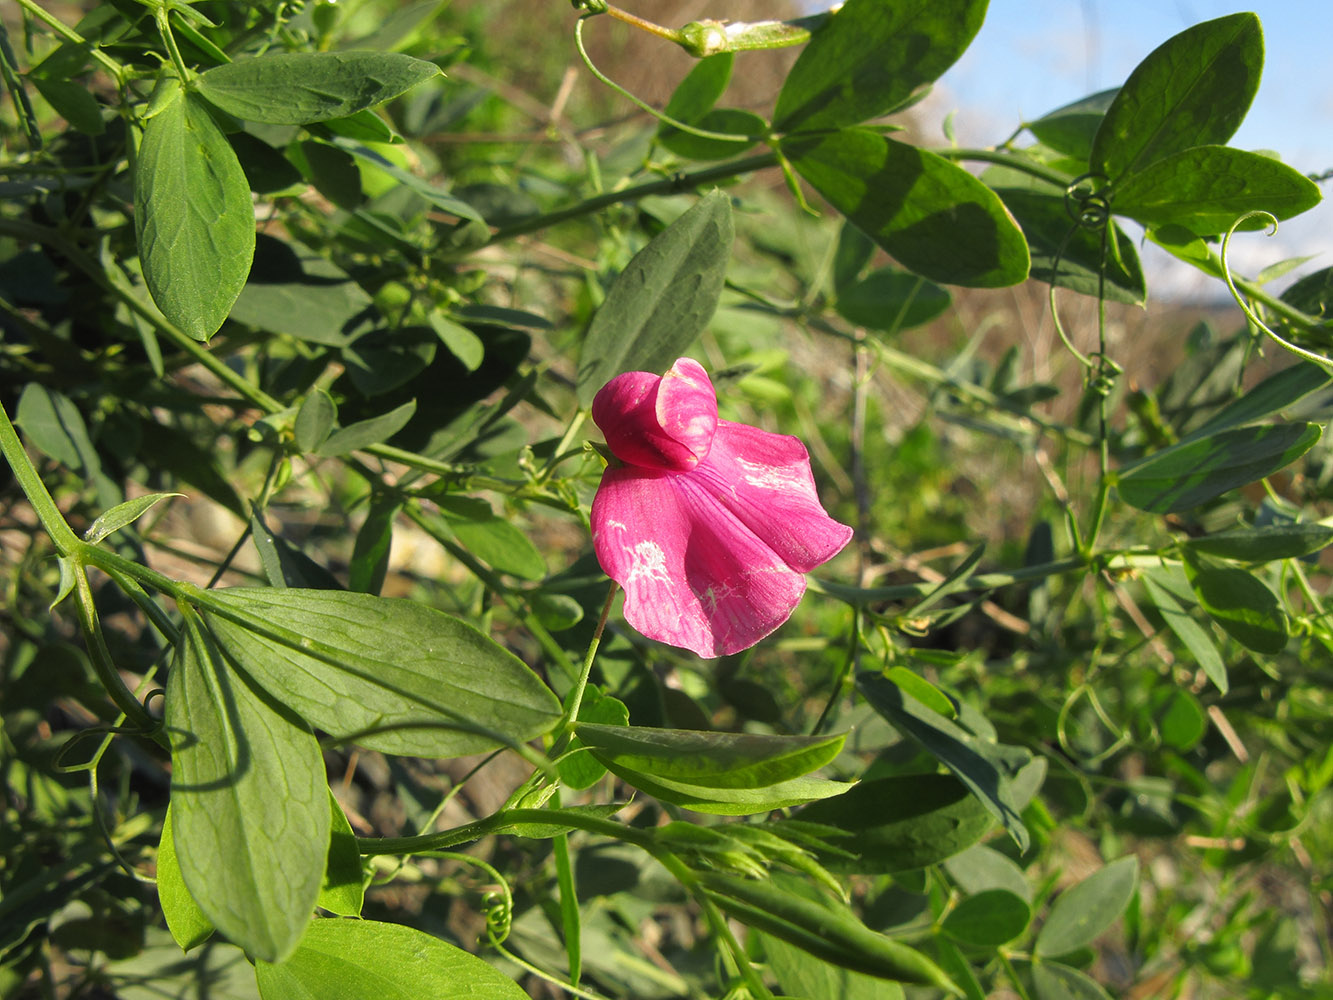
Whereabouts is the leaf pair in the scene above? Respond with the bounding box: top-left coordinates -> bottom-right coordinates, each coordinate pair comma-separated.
135,52 -> 440,340
163,589 -> 561,961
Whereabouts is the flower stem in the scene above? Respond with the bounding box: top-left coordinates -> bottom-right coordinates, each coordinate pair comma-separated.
0,395 -> 80,555
557,583 -> 619,742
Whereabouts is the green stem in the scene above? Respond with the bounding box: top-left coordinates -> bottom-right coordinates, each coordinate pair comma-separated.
556,583 -> 618,743
0,395 -> 81,554
72,565 -> 161,737
14,0 -> 125,80
359,806 -> 653,856
487,152 -> 780,243
807,555 -> 1089,606
937,147 -> 1073,188
152,5 -> 191,83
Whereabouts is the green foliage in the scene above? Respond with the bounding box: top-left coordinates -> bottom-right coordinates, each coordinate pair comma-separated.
2,2 -> 1331,998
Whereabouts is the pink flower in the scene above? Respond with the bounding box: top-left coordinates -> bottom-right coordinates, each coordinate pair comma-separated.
590,358 -> 852,657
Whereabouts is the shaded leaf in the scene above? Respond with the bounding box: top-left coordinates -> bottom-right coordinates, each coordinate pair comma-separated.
294,390 -> 337,454
1187,564 -> 1289,655
1117,422 -> 1320,513
316,400 -> 417,457
858,672 -> 1030,851
1142,571 -> 1227,693
348,494 -> 400,594
165,613 -> 329,963
792,772 -> 993,872
196,52 -> 441,125
317,793 -> 364,917
784,128 -> 1029,288
559,688 -> 629,791
762,930 -> 903,1000
1025,88 -> 1118,162
135,90 -> 254,341
835,268 -> 951,331
436,496 -> 547,580
774,0 -> 986,134
944,844 -> 1032,902
1184,522 -> 1333,561
255,918 -> 528,999
1091,13 -> 1263,181
156,806 -> 214,952
577,190 -> 733,404
941,889 -> 1030,947
231,236 -> 375,346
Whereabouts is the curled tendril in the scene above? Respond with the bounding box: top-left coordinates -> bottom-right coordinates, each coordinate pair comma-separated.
1220,212 -> 1333,375
433,852 -> 514,946
573,16 -> 765,146
1064,172 -> 1111,231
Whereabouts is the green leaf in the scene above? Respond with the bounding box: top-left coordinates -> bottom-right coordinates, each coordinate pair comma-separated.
199,587 -> 561,757
429,314 -> 484,371
195,52 -> 441,125
1031,961 -> 1115,1000
944,844 -> 1032,902
436,496 -> 547,581
84,493 -> 182,544
1025,88 -> 1118,162
1184,522 -> 1333,561
986,178 -> 1145,305
1117,422 -> 1320,513
1109,146 -> 1321,234
774,0 -> 986,134
30,75 -> 104,135
658,108 -> 764,161
255,917 -> 528,999
1184,362 -> 1333,441
857,672 -> 1030,851
1034,855 -> 1138,957
792,772 -> 993,872
317,792 -> 364,917
835,268 -> 951,331
884,666 -> 956,718
16,383 -> 96,473
762,930 -> 903,1000
558,687 -> 629,791
343,328 -> 437,397
941,889 -> 1031,947
661,52 -> 732,126
1187,564 -> 1289,655
250,511 -> 345,591
336,140 -> 484,223
783,128 -> 1029,288
316,400 -> 416,457
230,236 -> 375,346
135,90 -> 255,341
348,494 -> 400,594
156,805 -> 214,952
576,189 -> 733,404
1091,13 -> 1263,181
699,871 -> 959,991
833,221 -> 877,292
1142,572 -> 1227,693
598,769 -> 851,815
294,390 -> 337,454
1152,688 -> 1206,751
574,724 -> 843,789
165,613 -> 329,963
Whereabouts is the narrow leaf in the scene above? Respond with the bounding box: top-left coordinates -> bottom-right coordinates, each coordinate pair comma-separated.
1091,13 -> 1263,180
1142,572 -> 1227,693
784,128 -> 1029,288
318,792 -> 364,917
1117,422 -> 1320,513
165,613 -> 329,963
255,918 -> 528,999
774,0 -> 987,134
294,390 -> 337,454
576,190 -> 733,404
436,496 -> 547,581
1034,855 -> 1139,957
316,399 -> 416,457
84,493 -> 182,544
231,235 -> 375,346
135,90 -> 255,340
1032,962 -> 1115,1000
348,494 -> 400,594
200,588 -> 561,758
1187,565 -> 1289,655
156,805 -> 214,951
1184,522 -> 1333,561
574,724 -> 844,789
196,52 -> 441,125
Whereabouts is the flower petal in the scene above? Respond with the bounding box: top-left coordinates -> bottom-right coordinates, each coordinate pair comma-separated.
693,421 -> 853,572
592,466 -> 808,657
592,358 -> 717,472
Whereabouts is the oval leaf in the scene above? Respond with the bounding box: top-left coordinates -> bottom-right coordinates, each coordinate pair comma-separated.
1109,146 -> 1321,234
1091,13 -> 1263,181
436,496 -> 547,581
774,0 -> 987,134
1117,422 -> 1321,513
166,614 -> 329,963
784,128 -> 1029,288
255,917 -> 528,999
576,190 -> 733,404
1035,855 -> 1139,958
135,91 -> 255,341
1026,88 -> 1118,162
1032,961 -> 1115,1000
199,587 -> 562,758
836,268 -> 951,331
1142,572 -> 1228,693
941,889 -> 1031,947
794,773 -> 993,872
196,51 -> 441,125
1188,565 -> 1289,654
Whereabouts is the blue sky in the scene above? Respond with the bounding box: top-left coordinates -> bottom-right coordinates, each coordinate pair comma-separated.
926,1 -> 1333,299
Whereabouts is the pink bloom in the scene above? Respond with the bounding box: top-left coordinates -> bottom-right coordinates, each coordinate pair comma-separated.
590,358 -> 852,657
